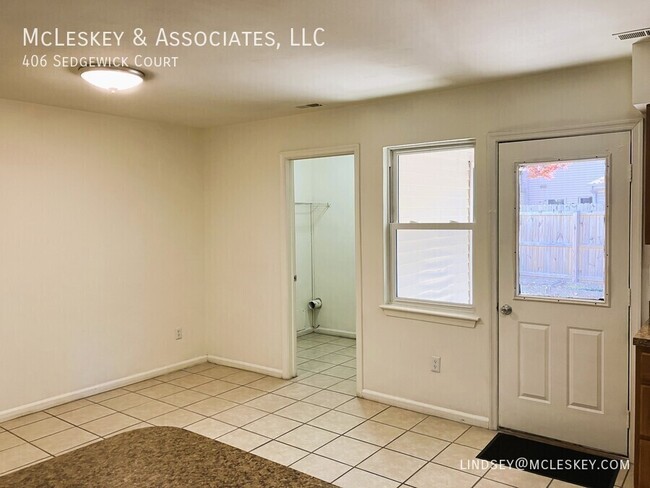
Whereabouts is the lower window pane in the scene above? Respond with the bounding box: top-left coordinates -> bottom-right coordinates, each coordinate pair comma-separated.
396,229 -> 472,305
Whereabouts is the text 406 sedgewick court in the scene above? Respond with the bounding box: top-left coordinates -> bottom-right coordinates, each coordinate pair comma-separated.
22,54 -> 180,68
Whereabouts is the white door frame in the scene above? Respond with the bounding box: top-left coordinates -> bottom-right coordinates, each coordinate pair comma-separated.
487,120 -> 643,458
279,145 -> 362,394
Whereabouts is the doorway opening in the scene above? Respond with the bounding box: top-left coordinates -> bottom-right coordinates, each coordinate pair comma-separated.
293,155 -> 356,339
281,146 -> 361,387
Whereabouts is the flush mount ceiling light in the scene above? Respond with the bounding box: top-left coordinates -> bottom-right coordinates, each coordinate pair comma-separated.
79,66 -> 145,92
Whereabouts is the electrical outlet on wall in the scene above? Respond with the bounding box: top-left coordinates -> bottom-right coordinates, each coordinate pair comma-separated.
431,356 -> 441,373
175,328 -> 183,340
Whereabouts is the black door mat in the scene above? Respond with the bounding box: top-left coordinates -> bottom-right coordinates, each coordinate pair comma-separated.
477,433 -> 621,488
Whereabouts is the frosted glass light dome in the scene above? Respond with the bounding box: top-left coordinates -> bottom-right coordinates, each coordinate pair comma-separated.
79,67 -> 144,92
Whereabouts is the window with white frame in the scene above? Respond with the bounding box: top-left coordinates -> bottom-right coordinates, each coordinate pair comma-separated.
387,141 -> 475,308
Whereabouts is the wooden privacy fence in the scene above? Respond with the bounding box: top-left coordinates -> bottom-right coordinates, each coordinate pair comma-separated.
518,205 -> 605,283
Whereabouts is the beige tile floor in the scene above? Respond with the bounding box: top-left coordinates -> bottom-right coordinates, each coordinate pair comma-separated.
0,333 -> 633,487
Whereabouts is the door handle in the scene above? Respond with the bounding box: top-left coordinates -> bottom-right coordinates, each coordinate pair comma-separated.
500,304 -> 513,315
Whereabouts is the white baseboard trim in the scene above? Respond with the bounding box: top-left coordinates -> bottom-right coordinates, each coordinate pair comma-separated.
0,356 -> 208,423
361,389 -> 490,428
312,327 -> 356,339
207,355 -> 283,378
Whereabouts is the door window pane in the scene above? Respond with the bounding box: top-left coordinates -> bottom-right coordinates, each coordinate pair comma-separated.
398,147 -> 473,223
396,229 -> 472,304
517,159 -> 607,301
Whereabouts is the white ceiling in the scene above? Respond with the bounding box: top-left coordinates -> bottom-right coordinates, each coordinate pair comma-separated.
1,0 -> 648,128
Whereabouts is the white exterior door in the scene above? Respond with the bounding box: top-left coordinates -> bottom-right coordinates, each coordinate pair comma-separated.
498,132 -> 631,455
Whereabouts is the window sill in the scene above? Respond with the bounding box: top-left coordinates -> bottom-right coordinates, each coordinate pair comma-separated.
380,304 -> 480,328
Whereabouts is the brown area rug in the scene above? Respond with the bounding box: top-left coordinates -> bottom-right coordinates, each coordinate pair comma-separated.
0,427 -> 334,487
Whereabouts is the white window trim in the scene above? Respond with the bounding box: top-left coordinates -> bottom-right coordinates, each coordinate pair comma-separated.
380,304 -> 479,327
383,139 -> 479,328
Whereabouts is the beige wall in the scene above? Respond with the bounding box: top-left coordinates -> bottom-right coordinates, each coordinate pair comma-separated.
0,58 -> 644,423
0,99 -> 206,414
204,59 -> 642,422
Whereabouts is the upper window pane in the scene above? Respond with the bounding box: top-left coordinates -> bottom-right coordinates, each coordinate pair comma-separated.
397,147 -> 474,223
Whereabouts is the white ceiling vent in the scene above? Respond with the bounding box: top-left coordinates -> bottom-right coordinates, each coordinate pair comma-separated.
612,28 -> 650,41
